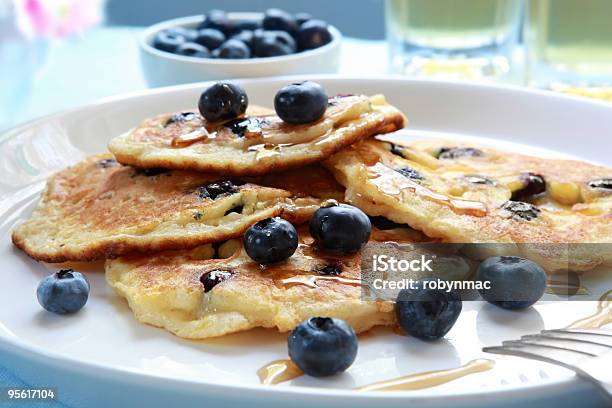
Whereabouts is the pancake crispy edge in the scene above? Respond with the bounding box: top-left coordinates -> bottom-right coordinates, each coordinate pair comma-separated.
108,95 -> 406,176
105,226 -> 434,339
12,154 -> 337,263
324,137 -> 612,272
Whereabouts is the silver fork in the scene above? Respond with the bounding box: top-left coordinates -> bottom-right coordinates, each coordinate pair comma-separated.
483,328 -> 612,400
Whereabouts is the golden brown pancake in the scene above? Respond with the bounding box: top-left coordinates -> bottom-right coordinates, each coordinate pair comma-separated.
12,154 -> 336,262
108,95 -> 406,176
105,226 -> 433,339
324,136 -> 612,272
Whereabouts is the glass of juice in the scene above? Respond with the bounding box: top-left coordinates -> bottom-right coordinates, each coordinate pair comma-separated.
385,0 -> 523,81
525,0 -> 612,88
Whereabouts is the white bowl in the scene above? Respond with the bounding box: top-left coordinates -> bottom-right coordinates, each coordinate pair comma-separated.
139,13 -> 342,87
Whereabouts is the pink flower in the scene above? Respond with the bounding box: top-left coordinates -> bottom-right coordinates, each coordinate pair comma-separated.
14,0 -> 105,38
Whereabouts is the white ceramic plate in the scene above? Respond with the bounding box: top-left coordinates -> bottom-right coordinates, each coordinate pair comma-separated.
1,77 -> 611,408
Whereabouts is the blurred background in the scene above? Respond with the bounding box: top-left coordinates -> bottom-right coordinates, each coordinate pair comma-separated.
1,0 -> 611,130
106,0 -> 385,38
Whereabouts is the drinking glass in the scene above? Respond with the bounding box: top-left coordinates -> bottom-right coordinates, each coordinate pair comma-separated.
525,0 -> 612,88
385,0 -> 523,81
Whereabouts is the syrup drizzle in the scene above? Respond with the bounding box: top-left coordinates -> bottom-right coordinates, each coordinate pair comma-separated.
280,275 -> 363,288
357,359 -> 495,392
369,163 -> 487,217
566,289 -> 612,329
257,359 -> 302,385
247,143 -> 296,160
170,128 -> 212,147
257,358 -> 496,389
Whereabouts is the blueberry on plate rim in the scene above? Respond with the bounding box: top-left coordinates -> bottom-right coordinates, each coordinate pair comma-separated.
243,217 -> 298,264
395,279 -> 462,340
288,317 -> 358,377
309,202 -> 371,254
198,81 -> 248,122
37,269 -> 90,315
476,256 -> 547,310
274,81 -> 328,124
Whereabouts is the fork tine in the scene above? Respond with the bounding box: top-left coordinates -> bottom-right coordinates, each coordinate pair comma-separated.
484,342 -> 592,367
540,330 -> 612,347
558,328 -> 612,336
518,335 -> 612,356
484,343 -> 612,399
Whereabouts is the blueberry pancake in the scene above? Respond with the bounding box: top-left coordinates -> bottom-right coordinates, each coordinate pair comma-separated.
12,154 -> 336,263
107,95 -> 406,176
324,136 -> 612,272
104,225 -> 431,339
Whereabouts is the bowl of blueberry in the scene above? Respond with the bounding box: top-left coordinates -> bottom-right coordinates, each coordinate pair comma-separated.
140,8 -> 342,87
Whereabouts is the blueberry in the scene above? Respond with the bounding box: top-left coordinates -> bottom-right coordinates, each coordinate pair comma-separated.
231,30 -> 255,50
388,142 -> 406,158
501,201 -> 541,221
214,39 -> 251,59
223,117 -> 267,137
309,202 -> 371,254
165,26 -> 197,41
195,180 -> 239,200
136,168 -> 170,177
294,12 -> 313,26
194,28 -> 226,50
37,269 -> 89,315
243,217 -> 298,264
438,147 -> 484,159
165,111 -> 197,126
588,178 -> 612,190
232,18 -> 262,33
198,82 -> 248,122
288,317 -> 357,377
511,173 -> 546,201
369,216 -> 405,230
476,256 -> 547,310
464,175 -> 496,185
175,42 -> 210,58
262,8 -> 298,34
274,81 -> 328,124
200,270 -> 233,293
396,166 -> 424,181
253,30 -> 297,57
396,279 -> 462,340
153,30 -> 186,53
198,9 -> 234,34
297,20 -> 332,50
317,262 -> 343,275
97,159 -> 118,168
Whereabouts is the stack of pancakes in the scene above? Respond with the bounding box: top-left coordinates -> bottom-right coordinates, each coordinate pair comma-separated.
12,93 -> 612,339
